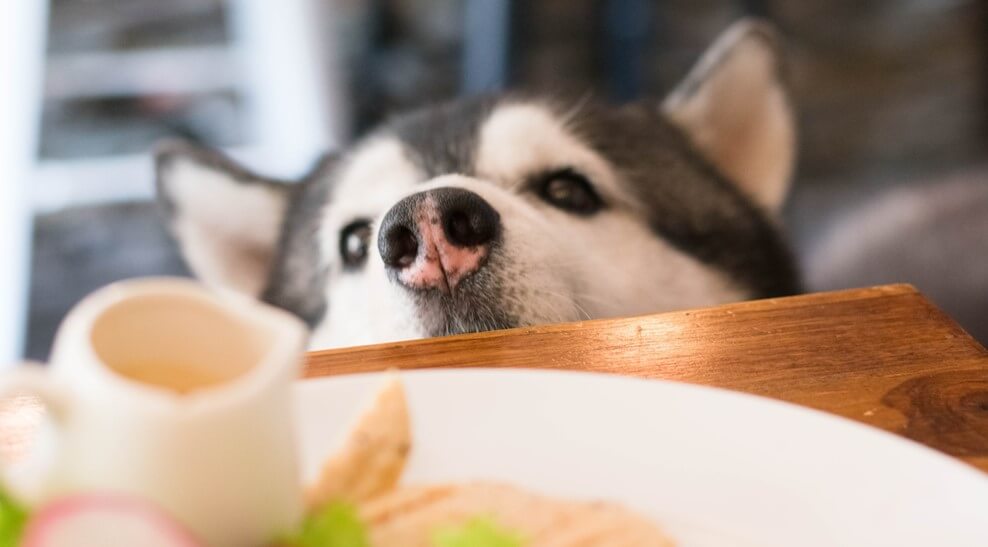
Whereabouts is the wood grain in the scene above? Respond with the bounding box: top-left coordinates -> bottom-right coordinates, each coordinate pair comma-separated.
304,284 -> 988,472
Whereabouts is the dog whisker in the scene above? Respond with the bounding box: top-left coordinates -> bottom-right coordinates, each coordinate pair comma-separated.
521,287 -> 594,321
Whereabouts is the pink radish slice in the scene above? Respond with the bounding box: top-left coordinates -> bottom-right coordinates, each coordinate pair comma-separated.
21,494 -> 201,547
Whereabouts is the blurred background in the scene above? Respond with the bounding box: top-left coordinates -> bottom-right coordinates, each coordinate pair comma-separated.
3,0 -> 987,361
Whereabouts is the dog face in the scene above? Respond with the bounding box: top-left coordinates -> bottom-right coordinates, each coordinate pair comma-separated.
155,20 -> 799,348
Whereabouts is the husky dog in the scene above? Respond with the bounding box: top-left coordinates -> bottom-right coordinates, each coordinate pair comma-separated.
155,20 -> 799,348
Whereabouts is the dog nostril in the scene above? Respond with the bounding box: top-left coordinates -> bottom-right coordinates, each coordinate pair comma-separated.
443,204 -> 498,247
445,211 -> 472,247
385,226 -> 418,269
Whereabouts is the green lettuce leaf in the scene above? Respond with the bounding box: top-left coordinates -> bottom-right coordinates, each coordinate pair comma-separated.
284,501 -> 369,547
0,489 -> 28,547
432,517 -> 523,547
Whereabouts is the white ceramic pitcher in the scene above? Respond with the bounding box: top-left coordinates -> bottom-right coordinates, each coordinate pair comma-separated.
0,278 -> 308,547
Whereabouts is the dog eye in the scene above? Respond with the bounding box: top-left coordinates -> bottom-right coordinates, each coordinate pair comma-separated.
537,170 -> 603,215
340,220 -> 372,268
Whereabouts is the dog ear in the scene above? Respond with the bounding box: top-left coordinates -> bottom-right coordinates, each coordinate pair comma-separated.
662,19 -> 795,212
154,140 -> 295,297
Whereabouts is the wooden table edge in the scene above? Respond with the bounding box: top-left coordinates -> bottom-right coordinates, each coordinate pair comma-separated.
304,283 -> 924,370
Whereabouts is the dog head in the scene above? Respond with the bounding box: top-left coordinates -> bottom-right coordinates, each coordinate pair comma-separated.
155,20 -> 799,348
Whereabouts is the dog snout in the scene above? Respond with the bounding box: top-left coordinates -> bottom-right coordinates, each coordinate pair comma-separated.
378,187 -> 501,293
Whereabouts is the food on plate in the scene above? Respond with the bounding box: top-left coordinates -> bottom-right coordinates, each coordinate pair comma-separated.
296,378 -> 675,547
433,518 -> 523,547
283,502 -> 524,547
363,483 -> 672,547
306,376 -> 411,509
281,501 -> 369,547
0,489 -> 28,547
19,494 -> 200,547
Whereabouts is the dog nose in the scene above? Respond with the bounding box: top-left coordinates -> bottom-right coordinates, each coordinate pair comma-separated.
378,187 -> 500,293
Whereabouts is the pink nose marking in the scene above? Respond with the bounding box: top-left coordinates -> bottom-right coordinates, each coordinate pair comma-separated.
398,197 -> 487,293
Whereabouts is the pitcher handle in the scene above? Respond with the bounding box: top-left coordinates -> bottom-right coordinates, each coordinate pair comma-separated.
0,364 -> 71,507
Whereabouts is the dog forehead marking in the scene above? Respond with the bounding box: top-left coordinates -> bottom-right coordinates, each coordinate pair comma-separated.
334,137 -> 423,206
317,137 -> 423,273
475,103 -> 622,199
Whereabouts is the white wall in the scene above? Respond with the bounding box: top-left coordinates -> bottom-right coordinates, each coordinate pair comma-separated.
0,2 -> 48,364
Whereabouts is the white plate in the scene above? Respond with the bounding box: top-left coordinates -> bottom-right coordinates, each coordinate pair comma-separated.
294,369 -> 988,547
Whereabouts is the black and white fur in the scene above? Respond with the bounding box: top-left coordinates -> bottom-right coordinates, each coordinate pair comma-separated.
155,20 -> 800,348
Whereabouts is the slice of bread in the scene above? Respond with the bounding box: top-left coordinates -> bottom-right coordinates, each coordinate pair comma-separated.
305,376 -> 411,509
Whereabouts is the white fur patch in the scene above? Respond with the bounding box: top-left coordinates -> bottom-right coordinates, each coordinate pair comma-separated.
475,103 -> 628,205
320,137 -> 424,241
164,159 -> 288,296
